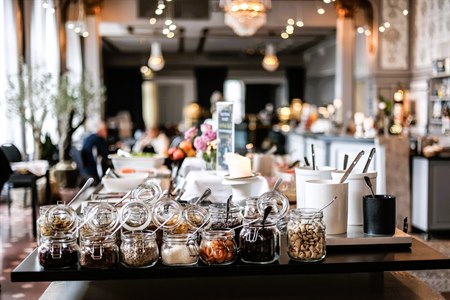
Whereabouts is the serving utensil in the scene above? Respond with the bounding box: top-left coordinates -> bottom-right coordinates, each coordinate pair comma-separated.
339,150 -> 365,183
304,156 -> 310,167
67,177 -> 94,207
362,147 -> 376,173
311,144 -> 316,170
343,154 -> 349,170
363,176 -> 376,198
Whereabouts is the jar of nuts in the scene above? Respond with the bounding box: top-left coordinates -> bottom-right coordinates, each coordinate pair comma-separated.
287,208 -> 326,262
80,234 -> 119,269
199,229 -> 237,265
37,205 -> 55,245
120,230 -> 159,268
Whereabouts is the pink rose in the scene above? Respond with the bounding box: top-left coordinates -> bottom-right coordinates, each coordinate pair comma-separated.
184,127 -> 198,140
202,129 -> 216,142
200,123 -> 212,133
194,136 -> 207,152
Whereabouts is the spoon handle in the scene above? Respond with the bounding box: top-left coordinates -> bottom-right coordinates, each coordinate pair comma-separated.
272,178 -> 283,191
304,156 -> 310,167
311,144 -> 316,171
339,150 -> 365,183
67,177 -> 94,207
343,154 -> 349,170
362,147 -> 376,173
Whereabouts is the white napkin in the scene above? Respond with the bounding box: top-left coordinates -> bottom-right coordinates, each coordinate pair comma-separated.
181,170 -> 231,203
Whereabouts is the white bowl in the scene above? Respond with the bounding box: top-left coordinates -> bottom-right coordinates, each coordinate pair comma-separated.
102,173 -> 148,192
109,154 -> 165,171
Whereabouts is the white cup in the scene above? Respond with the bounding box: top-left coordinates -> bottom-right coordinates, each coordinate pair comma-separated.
304,179 -> 348,234
295,166 -> 336,209
331,170 -> 377,226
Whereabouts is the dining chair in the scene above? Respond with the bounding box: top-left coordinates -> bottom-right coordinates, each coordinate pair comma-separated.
1,143 -> 49,238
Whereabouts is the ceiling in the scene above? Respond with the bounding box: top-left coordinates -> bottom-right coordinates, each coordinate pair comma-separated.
98,0 -> 338,68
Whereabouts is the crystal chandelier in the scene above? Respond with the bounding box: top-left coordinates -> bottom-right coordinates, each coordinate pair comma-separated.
220,0 -> 271,36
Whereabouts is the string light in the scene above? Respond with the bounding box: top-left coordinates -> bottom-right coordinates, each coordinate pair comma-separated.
379,26 -> 385,32
281,32 -> 289,39
357,27 -> 364,34
384,22 -> 390,28
402,9 -> 408,16
296,20 -> 304,27
149,18 -> 156,24
364,29 -> 371,36
317,8 -> 325,14
287,18 -> 295,25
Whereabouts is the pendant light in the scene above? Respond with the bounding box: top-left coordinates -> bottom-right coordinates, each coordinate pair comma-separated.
262,44 -> 279,72
148,42 -> 165,72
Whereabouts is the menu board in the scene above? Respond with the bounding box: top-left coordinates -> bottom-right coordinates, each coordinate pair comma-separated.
216,102 -> 234,171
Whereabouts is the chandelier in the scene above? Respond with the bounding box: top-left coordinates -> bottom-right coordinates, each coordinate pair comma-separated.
220,0 -> 271,36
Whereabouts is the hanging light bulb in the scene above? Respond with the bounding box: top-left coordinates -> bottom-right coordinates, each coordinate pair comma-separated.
262,44 -> 279,72
148,42 -> 165,72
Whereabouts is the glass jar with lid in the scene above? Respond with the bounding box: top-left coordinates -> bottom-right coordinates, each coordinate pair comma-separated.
161,232 -> 198,266
43,201 -> 79,234
132,179 -> 162,206
239,218 -> 280,264
38,234 -> 79,269
199,229 -> 237,265
287,208 -> 326,262
169,204 -> 210,234
209,203 -> 243,229
79,234 -> 119,269
257,190 -> 290,221
86,202 -> 119,234
120,230 -> 159,268
152,198 -> 184,230
37,204 -> 55,245
242,197 -> 259,221
120,200 -> 153,232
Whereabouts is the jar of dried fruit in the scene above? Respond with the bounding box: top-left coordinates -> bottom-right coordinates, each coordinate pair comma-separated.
120,230 -> 159,268
287,208 -> 326,262
199,229 -> 237,265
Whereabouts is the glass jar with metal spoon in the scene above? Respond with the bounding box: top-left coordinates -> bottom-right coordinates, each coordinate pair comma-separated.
257,178 -> 290,221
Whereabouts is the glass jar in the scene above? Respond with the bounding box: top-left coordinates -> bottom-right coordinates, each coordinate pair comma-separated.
257,190 -> 290,220
37,205 -> 55,245
80,234 -> 119,269
120,230 -> 159,268
152,198 -> 184,230
161,232 -> 199,266
199,229 -> 237,265
120,200 -> 152,231
38,235 -> 79,269
239,218 -> 280,264
132,179 -> 162,206
243,197 -> 259,221
287,208 -> 326,262
209,203 -> 243,229
44,202 -> 79,233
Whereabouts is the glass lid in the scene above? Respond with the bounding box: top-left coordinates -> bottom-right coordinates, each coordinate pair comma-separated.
120,200 -> 152,231
182,204 -> 210,230
257,190 -> 290,220
131,179 -> 162,205
151,198 -> 183,229
86,202 -> 119,233
44,202 -> 78,232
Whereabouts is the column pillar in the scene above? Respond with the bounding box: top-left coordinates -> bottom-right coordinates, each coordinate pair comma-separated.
84,0 -> 104,126
334,0 -> 358,131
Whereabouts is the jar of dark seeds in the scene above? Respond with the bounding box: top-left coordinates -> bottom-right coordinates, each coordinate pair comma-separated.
38,234 -> 79,269
239,218 -> 280,264
120,230 -> 159,268
80,234 -> 119,269
287,208 -> 326,262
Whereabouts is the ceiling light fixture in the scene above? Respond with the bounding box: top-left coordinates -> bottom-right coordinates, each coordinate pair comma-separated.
220,0 -> 271,36
148,42 -> 165,72
262,44 -> 279,72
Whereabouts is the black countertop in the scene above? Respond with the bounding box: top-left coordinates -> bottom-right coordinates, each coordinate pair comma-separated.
11,239 -> 450,282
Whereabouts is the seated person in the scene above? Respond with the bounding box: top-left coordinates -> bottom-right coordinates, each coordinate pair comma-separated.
81,122 -> 109,184
132,125 -> 170,155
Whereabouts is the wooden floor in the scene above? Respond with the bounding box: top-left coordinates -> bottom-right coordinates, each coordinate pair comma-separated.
1,199 -> 450,299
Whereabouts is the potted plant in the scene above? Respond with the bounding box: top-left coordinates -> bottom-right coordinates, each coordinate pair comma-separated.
6,64 -> 52,160
52,72 -> 103,188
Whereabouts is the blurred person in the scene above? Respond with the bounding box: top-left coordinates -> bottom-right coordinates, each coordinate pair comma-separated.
81,121 -> 109,184
132,125 -> 170,155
